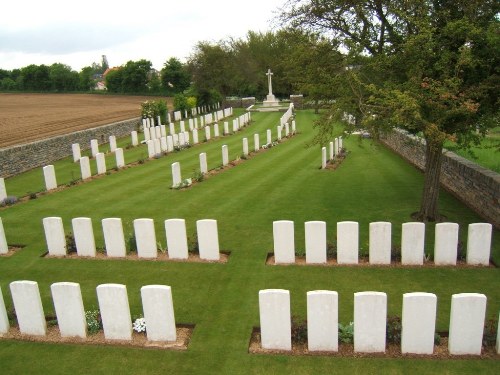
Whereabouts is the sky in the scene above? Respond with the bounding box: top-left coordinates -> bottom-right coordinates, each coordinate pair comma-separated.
0,0 -> 287,72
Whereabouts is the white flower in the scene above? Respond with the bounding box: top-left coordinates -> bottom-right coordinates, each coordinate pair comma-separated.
133,317 -> 147,333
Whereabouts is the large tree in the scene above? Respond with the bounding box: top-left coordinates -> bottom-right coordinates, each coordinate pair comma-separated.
161,57 -> 191,95
280,0 -> 499,221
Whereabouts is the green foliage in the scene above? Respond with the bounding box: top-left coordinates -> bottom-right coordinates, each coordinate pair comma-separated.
85,310 -> 101,334
386,316 -> 402,344
291,316 -> 308,344
65,232 -> 77,254
338,322 -> 354,343
173,93 -> 192,112
161,57 -> 191,94
127,233 -> 137,253
141,99 -> 168,123
482,318 -> 498,347
191,170 -> 204,183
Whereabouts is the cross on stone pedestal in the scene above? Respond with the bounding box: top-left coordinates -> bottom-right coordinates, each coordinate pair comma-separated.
266,69 -> 273,95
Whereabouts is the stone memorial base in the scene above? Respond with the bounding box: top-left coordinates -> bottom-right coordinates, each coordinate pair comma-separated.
263,94 -> 280,107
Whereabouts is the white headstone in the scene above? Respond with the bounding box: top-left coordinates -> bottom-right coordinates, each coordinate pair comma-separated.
167,113 -> 171,123
188,119 -> 194,131
321,147 -> 327,169
134,219 -> 157,259
267,129 -> 272,145
449,293 -> 486,355
196,219 -> 220,261
115,148 -> 125,168
434,222 -> 458,265
72,143 -> 81,162
0,286 -> 9,334
273,220 -> 295,264
307,290 -> 338,351
147,140 -> 155,158
43,165 -> 57,191
0,218 -> 8,254
90,139 -> 99,158
466,223 -> 492,265
43,217 -> 66,256
354,292 -> 387,353
180,121 -> 185,133
192,128 -> 199,144
167,136 -> 174,152
72,217 -> 96,257
160,124 -> 167,137
149,127 -> 156,140
131,131 -> 139,146
259,289 -> 291,350
232,120 -> 238,133
10,281 -> 46,336
96,284 -> 132,340
337,221 -> 359,264
334,138 -> 339,155
200,153 -> 208,174
0,178 -> 6,202
141,285 -> 177,342
164,219 -> 189,260
305,221 -> 327,264
369,222 -> 392,265
329,142 -> 334,160
154,138 -> 161,156
51,282 -> 87,338
277,126 -> 282,141
194,118 -> 198,129
205,126 -> 211,141
401,222 -> 425,265
169,123 -> 175,135
224,122 -> 229,135
401,292 -> 437,354
242,138 -> 249,156
160,137 -> 168,152
292,120 -> 296,133
144,128 -> 151,141
178,132 -> 186,147
96,153 -> 106,175
254,134 -> 260,152
214,123 -> 219,137
285,123 -> 290,137
80,156 -> 91,180
171,162 -> 181,188
102,218 -> 126,257
155,126 -> 161,139
109,135 -> 117,152
222,145 -> 229,166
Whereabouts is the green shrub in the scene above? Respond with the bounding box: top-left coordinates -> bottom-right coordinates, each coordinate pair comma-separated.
338,322 -> 354,343
386,315 -> 402,344
85,310 -> 101,334
291,316 -> 308,344
66,232 -> 77,254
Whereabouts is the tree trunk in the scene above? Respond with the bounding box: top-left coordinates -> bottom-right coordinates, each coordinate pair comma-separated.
417,140 -> 444,222
315,99 -> 319,114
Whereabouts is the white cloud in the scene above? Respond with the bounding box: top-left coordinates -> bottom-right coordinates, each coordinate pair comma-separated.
0,0 -> 286,71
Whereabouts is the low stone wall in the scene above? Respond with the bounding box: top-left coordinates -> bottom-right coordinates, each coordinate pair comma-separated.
380,129 -> 500,228
0,118 -> 141,178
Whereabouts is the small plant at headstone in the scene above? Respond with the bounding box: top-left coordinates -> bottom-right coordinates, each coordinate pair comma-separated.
132,317 -> 147,333
291,316 -> 308,344
434,332 -> 441,345
47,317 -> 58,326
386,315 -> 402,344
391,245 -> 401,262
157,241 -> 166,253
85,309 -> 102,334
29,192 -> 37,200
188,233 -> 199,254
240,153 -> 247,160
327,241 -> 337,259
192,170 -> 204,183
113,166 -> 119,172
0,196 -> 18,207
138,158 -> 145,164
456,240 -> 466,261
482,318 -> 498,347
65,232 -> 77,254
338,322 -> 354,343
127,233 -> 137,254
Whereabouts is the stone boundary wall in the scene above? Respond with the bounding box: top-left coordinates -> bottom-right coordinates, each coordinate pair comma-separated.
380,129 -> 500,229
0,118 -> 141,178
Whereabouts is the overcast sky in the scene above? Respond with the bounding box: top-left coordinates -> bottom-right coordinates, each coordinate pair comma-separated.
0,0 -> 286,72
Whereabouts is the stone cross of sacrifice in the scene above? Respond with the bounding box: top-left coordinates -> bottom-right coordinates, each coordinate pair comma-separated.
266,69 -> 273,95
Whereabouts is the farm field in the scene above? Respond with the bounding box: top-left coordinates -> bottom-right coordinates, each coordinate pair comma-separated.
0,110 -> 498,374
0,93 -> 170,148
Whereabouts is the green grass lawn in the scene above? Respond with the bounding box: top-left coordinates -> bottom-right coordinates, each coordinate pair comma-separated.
0,110 -> 498,374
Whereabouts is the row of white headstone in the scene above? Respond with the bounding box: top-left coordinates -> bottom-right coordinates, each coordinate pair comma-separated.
280,103 -> 294,126
259,289 -> 499,355
144,107 -> 233,132
171,121 -> 298,188
0,281 -> 176,342
273,220 -> 492,266
42,217 -> 221,261
321,137 -> 344,169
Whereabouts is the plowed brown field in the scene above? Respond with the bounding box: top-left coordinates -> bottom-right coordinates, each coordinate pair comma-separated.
0,93 -> 171,148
